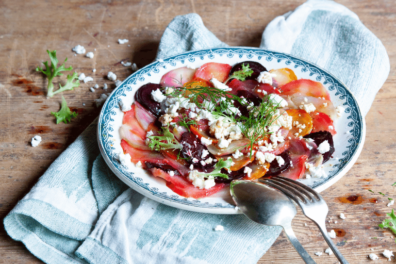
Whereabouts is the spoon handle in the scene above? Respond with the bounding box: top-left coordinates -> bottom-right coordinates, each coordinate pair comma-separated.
282,223 -> 316,264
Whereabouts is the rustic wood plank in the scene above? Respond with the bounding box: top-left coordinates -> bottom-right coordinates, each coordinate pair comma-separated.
0,0 -> 395,263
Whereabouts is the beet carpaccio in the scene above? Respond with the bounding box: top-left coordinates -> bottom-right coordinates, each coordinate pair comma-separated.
118,61 -> 344,198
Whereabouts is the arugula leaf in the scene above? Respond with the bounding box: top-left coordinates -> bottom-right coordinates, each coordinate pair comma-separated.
36,50 -> 73,97
147,128 -> 182,151
379,209 -> 396,241
225,63 -> 254,83
51,96 -> 78,124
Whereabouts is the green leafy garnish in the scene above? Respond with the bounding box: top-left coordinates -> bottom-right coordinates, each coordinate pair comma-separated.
392,182 -> 396,186
379,192 -> 386,196
56,72 -> 80,94
51,96 -> 78,124
193,158 -> 233,179
239,95 -> 280,157
36,50 -> 77,98
389,198 -> 393,201
177,115 -> 197,132
224,63 -> 254,83
379,209 -> 396,241
368,189 -> 374,193
147,128 -> 182,151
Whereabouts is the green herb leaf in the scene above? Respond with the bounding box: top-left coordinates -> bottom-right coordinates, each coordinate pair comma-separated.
368,189 -> 374,193
389,198 -> 393,201
379,209 -> 396,238
177,115 -> 197,132
195,158 -> 233,179
36,50 -> 73,97
392,182 -> 396,186
148,128 -> 182,151
379,192 -> 386,196
51,96 -> 78,124
53,72 -> 80,96
225,63 -> 254,82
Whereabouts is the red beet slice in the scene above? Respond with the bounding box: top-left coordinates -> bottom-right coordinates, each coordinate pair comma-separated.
135,83 -> 163,116
180,132 -> 215,172
215,168 -> 245,184
266,151 -> 291,176
303,131 -> 334,163
229,61 -> 267,81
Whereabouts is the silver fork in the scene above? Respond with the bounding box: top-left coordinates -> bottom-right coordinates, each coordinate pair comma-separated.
260,177 -> 349,264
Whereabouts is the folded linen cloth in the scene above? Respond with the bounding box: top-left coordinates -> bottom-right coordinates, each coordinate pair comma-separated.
4,1 -> 389,264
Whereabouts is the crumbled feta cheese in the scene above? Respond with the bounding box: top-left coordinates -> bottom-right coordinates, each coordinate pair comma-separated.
340,213 -> 346,219
94,84 -> 99,89
115,80 -> 122,87
200,137 -> 213,146
118,39 -> 129,44
314,252 -> 322,257
201,149 -> 209,159
107,72 -> 117,81
131,63 -> 138,72
192,158 -> 199,163
188,170 -> 215,189
387,200 -> 394,207
323,102 -> 328,107
165,87 -> 174,94
218,138 -> 231,149
189,112 -> 197,119
210,78 -> 232,91
383,250 -> 394,261
318,140 -> 331,154
31,135 -> 42,147
232,149 -> 243,159
94,93 -> 108,107
307,165 -> 327,178
300,103 -> 316,113
151,89 -> 167,103
329,125 -> 334,130
72,45 -> 86,54
119,98 -> 131,112
205,157 -> 213,164
257,71 -> 273,85
84,76 -> 94,83
93,69 -> 96,73
136,161 -> 142,167
369,253 -> 379,260
189,164 -> 194,170
268,94 -> 288,108
103,83 -> 108,90
90,87 -> 95,92
121,61 -> 132,67
265,152 -> 276,163
85,52 -> 94,59
214,225 -> 224,231
328,230 -> 336,239
159,114 -> 172,126
78,73 -> 86,81
244,167 -> 252,177
325,248 -> 333,255
276,156 -> 285,166
168,171 -> 175,177
304,97 -> 308,103
118,152 -> 133,169
336,106 -> 345,117
270,130 -> 285,145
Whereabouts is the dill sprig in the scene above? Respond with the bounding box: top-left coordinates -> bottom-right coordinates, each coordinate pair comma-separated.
224,63 -> 254,83
238,96 -> 281,157
177,115 -> 197,132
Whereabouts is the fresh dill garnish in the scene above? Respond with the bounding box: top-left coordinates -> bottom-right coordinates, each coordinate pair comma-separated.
238,95 -> 281,157
147,127 -> 182,151
224,63 -> 254,83
368,189 -> 374,193
177,115 -> 197,132
389,198 -> 393,201
379,192 -> 386,196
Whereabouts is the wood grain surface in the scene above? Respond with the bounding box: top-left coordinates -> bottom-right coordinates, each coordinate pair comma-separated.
0,0 -> 395,263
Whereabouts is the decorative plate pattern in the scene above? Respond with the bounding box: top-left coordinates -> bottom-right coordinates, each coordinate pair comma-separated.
97,47 -> 365,214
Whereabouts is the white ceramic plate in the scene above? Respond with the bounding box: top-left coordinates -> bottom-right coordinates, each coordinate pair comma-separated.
97,47 -> 365,214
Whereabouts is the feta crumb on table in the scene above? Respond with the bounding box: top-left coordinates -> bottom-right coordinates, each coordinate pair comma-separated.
325,248 -> 333,255
387,200 -> 394,207
72,45 -> 86,54
131,63 -> 138,72
78,73 -> 86,81
383,250 -> 394,261
121,61 -> 132,67
94,94 -> 108,107
90,87 -> 95,92
107,72 -> 117,81
369,253 -> 379,260
118,39 -> 129,44
115,80 -> 122,87
103,83 -> 108,90
314,252 -> 322,257
84,76 -> 94,83
214,225 -> 224,231
85,52 -> 94,58
31,135 -> 42,147
328,229 -> 336,238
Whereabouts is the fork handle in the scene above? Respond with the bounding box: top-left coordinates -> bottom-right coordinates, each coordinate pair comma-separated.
317,222 -> 349,264
282,223 -> 316,264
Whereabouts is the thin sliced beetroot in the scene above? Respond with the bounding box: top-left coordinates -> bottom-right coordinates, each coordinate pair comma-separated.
227,79 -> 259,95
180,132 -> 215,172
303,131 -> 334,163
233,90 -> 262,117
135,83 -> 163,116
229,61 -> 267,80
266,151 -> 291,176
145,162 -> 180,175
215,168 -> 245,184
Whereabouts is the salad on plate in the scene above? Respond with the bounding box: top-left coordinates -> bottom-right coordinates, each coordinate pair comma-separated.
117,61 -> 342,199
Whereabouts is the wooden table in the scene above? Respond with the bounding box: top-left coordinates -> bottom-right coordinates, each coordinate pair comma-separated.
0,0 -> 394,263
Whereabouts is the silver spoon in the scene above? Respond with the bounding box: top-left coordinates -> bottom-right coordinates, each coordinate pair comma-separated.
230,180 -> 315,264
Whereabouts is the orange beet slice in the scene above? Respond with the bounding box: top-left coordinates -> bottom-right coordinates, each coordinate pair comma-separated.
270,68 -> 297,88
286,109 -> 313,138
